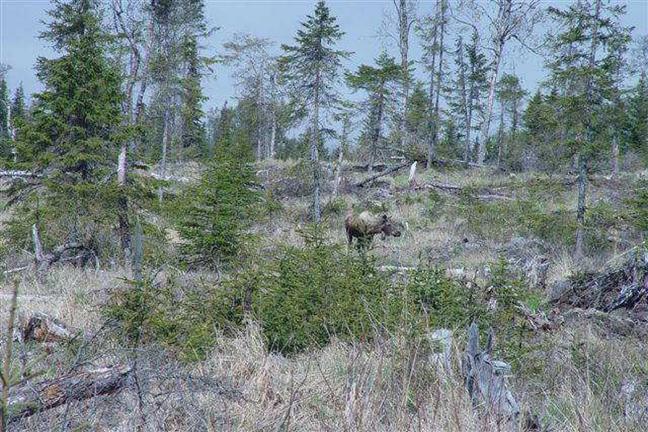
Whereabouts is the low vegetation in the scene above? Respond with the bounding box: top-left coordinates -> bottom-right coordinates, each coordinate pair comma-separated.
0,0 -> 647,430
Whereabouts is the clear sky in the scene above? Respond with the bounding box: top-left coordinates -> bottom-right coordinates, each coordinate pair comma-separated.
1,0 -> 647,111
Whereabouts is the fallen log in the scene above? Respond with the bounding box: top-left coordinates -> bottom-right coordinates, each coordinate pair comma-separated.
22,312 -> 78,343
419,183 -> 514,200
32,224 -> 90,271
8,365 -> 132,423
0,170 -> 42,179
552,246 -> 648,312
354,162 -> 410,188
350,163 -> 389,173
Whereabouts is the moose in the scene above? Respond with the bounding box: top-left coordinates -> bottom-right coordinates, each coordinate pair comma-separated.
345,211 -> 403,250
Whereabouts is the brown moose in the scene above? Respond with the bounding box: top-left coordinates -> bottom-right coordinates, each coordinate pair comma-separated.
345,211 -> 403,249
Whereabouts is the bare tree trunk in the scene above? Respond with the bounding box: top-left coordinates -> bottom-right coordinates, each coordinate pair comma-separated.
575,153 -> 587,259
576,0 -> 602,259
497,99 -> 505,168
465,86 -> 474,164
269,109 -> 277,159
477,41 -> 503,164
426,18 -> 438,169
117,144 -> 130,254
312,70 -> 322,223
369,91 -> 386,174
158,111 -> 169,204
431,0 -> 446,163
333,144 -> 344,197
397,0 -> 411,151
611,134 -> 619,178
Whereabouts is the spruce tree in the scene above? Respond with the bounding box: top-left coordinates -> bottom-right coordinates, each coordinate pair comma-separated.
346,52 -> 401,172
279,0 -> 350,222
0,78 -> 8,139
9,0 -> 124,254
0,79 -> 10,160
464,31 -> 489,163
628,73 -> 648,162
406,82 -> 431,151
180,36 -> 207,157
175,130 -> 259,268
546,0 -> 632,257
10,84 -> 25,126
495,73 -> 526,168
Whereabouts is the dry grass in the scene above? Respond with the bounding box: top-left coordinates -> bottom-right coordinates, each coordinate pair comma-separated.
0,264 -> 645,431
2,164 -> 648,430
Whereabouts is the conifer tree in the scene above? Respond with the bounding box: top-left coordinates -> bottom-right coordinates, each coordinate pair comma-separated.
406,82 -> 431,150
0,79 -> 8,139
546,0 -> 632,257
346,52 -> 401,173
10,84 -> 25,126
628,73 -> 648,162
180,36 -> 207,156
279,0 -> 350,223
465,31 -> 489,162
0,78 -> 11,160
495,73 -> 526,167
175,129 -> 259,268
9,0 -> 124,254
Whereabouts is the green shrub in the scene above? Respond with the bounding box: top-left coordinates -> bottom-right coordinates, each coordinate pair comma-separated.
627,179 -> 648,236
322,197 -> 347,217
406,267 -> 477,328
248,238 -> 398,354
173,138 -> 259,268
104,277 -> 232,362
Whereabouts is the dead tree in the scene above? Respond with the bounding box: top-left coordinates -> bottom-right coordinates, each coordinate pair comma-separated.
7,365 -> 132,424
32,224 -> 89,272
462,322 -> 520,420
353,162 -> 410,188
469,0 -> 542,164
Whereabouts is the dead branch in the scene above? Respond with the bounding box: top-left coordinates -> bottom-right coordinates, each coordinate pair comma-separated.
7,365 -> 131,423
32,224 -> 88,272
353,162 -> 409,188
0,171 -> 41,179
418,182 -> 514,201
552,246 -> 648,313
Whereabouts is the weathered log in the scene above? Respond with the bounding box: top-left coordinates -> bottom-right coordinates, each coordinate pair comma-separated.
418,182 -> 513,201
32,224 -> 89,271
22,313 -> 77,343
462,323 -> 519,420
7,365 -> 131,423
0,170 -> 42,179
354,162 -> 410,188
552,247 -> 648,312
350,163 -> 389,173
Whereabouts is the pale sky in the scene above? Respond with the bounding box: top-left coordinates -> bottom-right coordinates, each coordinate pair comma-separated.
1,0 -> 647,111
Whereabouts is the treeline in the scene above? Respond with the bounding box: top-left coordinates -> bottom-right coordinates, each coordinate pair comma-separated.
0,0 -> 646,261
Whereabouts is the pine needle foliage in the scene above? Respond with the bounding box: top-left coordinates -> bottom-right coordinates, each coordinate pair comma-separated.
174,133 -> 259,268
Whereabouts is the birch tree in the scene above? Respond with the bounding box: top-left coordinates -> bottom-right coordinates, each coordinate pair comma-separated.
222,34 -> 277,160
384,1 -> 417,151
465,0 -> 542,164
